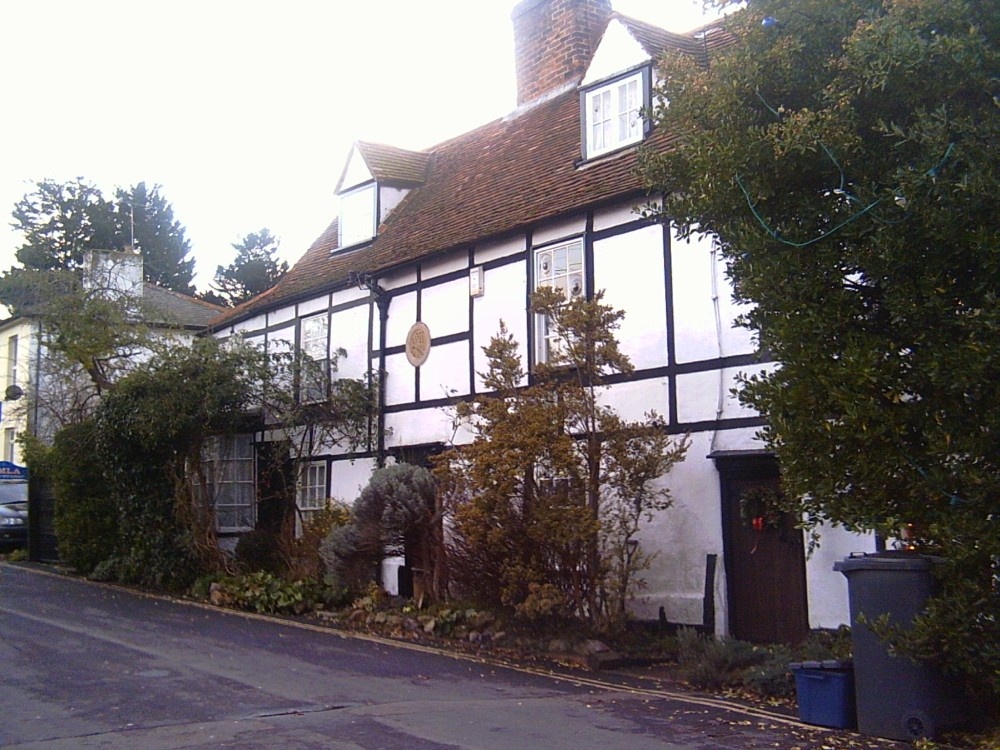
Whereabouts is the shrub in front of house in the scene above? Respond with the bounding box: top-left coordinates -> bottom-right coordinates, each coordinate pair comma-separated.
674,627 -> 855,701
201,571 -> 347,616
235,529 -> 283,574
677,627 -> 771,691
23,422 -> 121,577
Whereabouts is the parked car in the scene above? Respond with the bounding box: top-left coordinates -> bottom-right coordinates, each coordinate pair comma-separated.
0,482 -> 28,549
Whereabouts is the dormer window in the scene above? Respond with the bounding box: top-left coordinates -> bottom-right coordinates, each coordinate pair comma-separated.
339,183 -> 377,249
334,142 -> 431,253
582,67 -> 650,160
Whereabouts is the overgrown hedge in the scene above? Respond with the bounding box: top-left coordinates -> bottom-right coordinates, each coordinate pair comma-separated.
23,422 -> 118,576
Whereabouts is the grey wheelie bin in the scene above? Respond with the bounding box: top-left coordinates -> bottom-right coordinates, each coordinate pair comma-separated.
834,552 -> 966,741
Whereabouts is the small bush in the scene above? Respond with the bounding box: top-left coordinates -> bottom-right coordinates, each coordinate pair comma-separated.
54,492 -> 119,576
320,522 -> 377,597
740,646 -> 795,699
190,574 -> 219,600
351,581 -> 390,613
235,529 -> 283,574
209,571 -> 337,615
514,582 -> 571,621
796,626 -> 852,662
281,500 -> 352,580
89,556 -> 123,583
673,628 -> 854,701
608,622 -> 678,660
678,628 -> 763,686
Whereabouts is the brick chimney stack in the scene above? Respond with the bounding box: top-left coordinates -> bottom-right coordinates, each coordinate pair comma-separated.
511,0 -> 614,107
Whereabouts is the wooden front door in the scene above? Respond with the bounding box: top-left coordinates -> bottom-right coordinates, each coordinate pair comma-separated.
717,454 -> 809,644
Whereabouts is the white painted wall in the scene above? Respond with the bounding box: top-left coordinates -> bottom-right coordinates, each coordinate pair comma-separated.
420,277 -> 469,339
0,317 -> 37,465
533,218 -> 585,247
385,292 -> 417,349
472,261 -> 529,391
384,405 -> 461,450
600,377 -> 671,423
379,186 -> 409,223
83,251 -> 143,298
268,305 -> 297,327
594,223 -> 669,370
418,340 -> 471,401
421,253 -> 468,280
633,430 -> 725,623
298,295 -> 330,317
331,304 -> 371,380
671,229 -> 755,363
232,313 -> 266,334
583,18 -> 651,86
384,351 -> 414,406
675,366 -> 758,425
381,267 -> 418,292
268,325 -> 295,353
806,524 -> 877,628
338,147 -> 372,192
474,235 -> 525,266
593,201 -> 643,232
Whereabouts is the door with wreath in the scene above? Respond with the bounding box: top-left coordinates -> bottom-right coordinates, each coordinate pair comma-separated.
715,453 -> 809,644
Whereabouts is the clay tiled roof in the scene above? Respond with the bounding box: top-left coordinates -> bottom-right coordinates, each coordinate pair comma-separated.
355,142 -> 432,187
208,18 -> 728,332
614,13 -> 708,62
614,13 -> 736,67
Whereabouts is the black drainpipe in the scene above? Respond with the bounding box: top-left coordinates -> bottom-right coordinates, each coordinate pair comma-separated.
374,289 -> 389,468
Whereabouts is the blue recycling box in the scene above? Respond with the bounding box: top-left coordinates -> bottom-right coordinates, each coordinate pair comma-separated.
790,660 -> 857,730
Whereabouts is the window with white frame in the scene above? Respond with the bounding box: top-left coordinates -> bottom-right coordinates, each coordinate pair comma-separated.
583,68 -> 648,159
339,183 -> 377,248
533,238 -> 585,364
300,313 -> 329,403
534,466 -> 584,506
3,428 -> 16,464
296,460 -> 327,523
201,434 -> 255,532
6,335 -> 18,387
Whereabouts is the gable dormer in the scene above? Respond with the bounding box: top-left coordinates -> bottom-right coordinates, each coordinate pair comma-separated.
334,141 -> 431,252
578,14 -> 707,161
578,16 -> 657,161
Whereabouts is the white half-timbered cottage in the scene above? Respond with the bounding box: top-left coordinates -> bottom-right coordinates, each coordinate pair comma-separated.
208,0 -> 874,643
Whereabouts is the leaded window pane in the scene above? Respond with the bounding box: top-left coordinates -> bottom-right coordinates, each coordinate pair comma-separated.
533,238 -> 585,363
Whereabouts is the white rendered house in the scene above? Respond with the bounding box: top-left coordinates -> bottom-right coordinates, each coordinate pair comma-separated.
208,0 -> 873,642
2,250 -> 223,560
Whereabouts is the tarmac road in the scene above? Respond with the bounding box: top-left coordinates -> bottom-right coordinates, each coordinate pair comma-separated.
0,563 -> 906,749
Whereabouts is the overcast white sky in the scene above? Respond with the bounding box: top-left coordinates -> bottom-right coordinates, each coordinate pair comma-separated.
0,0 -> 720,292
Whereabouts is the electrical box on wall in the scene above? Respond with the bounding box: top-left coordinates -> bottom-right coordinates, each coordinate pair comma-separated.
469,266 -> 484,297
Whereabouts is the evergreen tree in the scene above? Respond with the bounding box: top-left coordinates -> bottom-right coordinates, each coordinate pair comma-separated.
10,177 -> 116,271
113,182 -> 196,294
4,178 -> 196,296
437,290 -> 687,628
636,0 -> 999,695
209,228 -> 288,307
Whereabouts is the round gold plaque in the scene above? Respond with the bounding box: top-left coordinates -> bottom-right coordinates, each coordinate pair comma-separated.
405,321 -> 431,367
